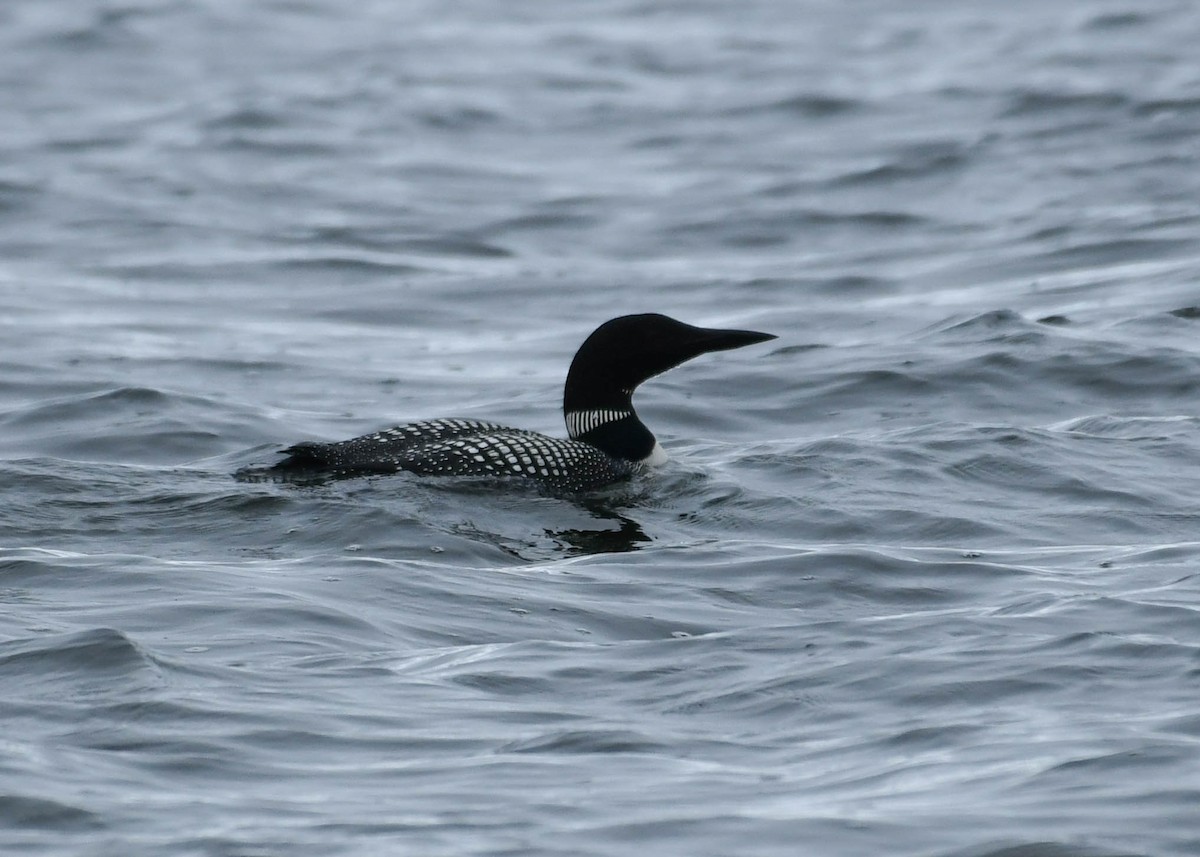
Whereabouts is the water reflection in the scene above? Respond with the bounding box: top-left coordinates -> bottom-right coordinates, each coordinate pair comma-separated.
544,500 -> 652,556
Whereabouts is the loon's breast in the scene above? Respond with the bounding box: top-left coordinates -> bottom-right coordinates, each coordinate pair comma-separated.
274,418 -> 637,492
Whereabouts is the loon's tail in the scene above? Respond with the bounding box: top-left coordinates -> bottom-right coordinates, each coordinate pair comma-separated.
272,441 -> 331,470
232,442 -> 340,483
236,439 -> 405,482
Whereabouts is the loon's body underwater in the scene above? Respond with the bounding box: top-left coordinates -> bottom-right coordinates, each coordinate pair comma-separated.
267,314 -> 775,492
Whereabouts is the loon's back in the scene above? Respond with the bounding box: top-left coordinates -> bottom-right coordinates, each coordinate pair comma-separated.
274,418 -> 634,492
255,314 -> 775,492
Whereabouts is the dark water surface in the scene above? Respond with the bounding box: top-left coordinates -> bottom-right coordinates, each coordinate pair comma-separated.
3,1 -> 1200,855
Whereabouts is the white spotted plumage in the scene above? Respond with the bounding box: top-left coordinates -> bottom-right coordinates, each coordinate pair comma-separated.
278,418 -> 636,491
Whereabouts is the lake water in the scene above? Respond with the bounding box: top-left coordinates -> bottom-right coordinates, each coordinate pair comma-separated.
2,1 -> 1200,855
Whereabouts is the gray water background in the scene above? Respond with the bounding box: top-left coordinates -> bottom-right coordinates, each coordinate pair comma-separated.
2,1 -> 1200,855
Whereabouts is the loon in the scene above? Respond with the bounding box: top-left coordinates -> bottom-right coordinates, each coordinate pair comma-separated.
268,313 -> 776,492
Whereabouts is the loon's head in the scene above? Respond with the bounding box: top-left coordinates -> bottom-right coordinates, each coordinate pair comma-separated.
563,313 -> 776,463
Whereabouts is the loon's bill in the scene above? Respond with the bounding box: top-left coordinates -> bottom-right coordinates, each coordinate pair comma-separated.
263,313 -> 776,492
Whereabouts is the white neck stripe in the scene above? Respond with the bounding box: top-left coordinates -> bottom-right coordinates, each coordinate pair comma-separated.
565,409 -> 632,439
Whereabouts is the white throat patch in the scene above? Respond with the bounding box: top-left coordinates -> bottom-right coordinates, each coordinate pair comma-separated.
640,440 -> 669,467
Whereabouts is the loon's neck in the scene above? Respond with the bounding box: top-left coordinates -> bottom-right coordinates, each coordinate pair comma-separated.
564,397 -> 662,464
